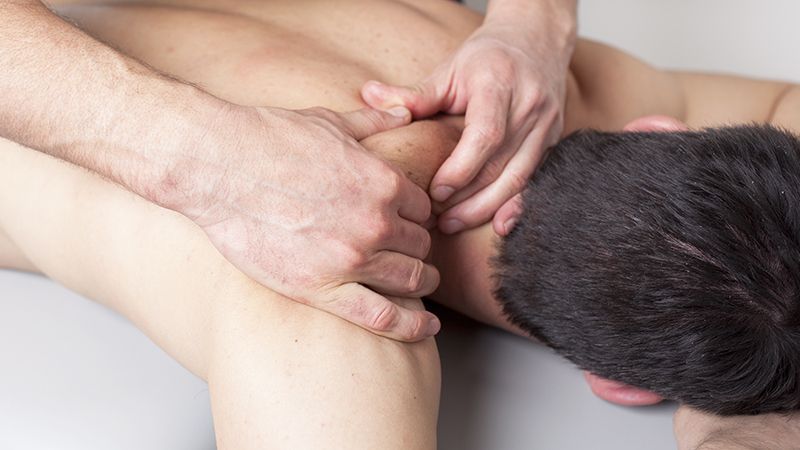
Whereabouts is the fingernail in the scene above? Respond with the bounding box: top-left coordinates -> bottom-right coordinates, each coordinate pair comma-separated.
503,217 -> 518,235
431,185 -> 455,202
426,317 -> 442,336
440,218 -> 465,234
387,106 -> 410,118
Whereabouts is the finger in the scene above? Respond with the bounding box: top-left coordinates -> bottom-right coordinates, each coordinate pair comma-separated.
380,218 -> 432,260
438,126 -> 546,233
623,115 -> 689,132
361,76 -> 447,119
359,251 -> 440,298
393,173 -> 432,224
337,106 -> 412,140
433,116 -> 529,212
430,87 -> 512,202
322,283 -> 441,341
583,371 -> 664,406
493,193 -> 524,236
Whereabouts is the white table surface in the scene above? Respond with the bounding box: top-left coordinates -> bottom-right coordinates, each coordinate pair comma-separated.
3,1 -> 798,448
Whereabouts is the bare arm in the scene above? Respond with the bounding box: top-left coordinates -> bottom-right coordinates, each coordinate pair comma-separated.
769,85 -> 800,133
0,1 -> 217,198
0,1 -> 440,340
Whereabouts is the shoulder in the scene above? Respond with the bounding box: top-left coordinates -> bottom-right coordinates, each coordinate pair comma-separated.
564,39 -> 686,134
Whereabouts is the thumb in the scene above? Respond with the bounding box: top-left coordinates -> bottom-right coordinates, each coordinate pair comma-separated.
361,78 -> 445,119
338,106 -> 412,140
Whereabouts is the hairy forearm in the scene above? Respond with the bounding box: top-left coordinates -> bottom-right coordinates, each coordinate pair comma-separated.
0,1 -> 224,207
486,0 -> 578,42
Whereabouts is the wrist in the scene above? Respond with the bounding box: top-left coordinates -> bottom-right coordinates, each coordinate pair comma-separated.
484,0 -> 577,55
140,86 -> 246,218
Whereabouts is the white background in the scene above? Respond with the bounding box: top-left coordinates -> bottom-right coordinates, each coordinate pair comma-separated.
2,1 -> 798,449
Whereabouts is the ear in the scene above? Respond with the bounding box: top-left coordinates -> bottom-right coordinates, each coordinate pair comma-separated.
623,115 -> 689,132
583,371 -> 664,406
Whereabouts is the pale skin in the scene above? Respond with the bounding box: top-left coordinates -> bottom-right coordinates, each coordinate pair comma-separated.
362,0 -> 578,235
1,1 -> 800,448
0,0 -> 439,342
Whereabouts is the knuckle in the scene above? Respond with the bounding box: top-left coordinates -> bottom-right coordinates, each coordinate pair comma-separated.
362,109 -> 387,128
494,62 -> 517,84
506,170 -> 530,194
520,88 -> 543,109
369,216 -> 395,245
369,303 -> 399,332
475,124 -> 505,148
476,158 -> 506,185
446,161 -> 479,186
418,231 -> 432,257
340,245 -> 369,272
381,169 -> 404,198
405,259 -> 426,293
401,316 -> 424,341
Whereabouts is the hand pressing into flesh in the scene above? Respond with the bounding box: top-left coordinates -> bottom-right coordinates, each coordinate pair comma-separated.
166,105 -> 441,341
1,2 -> 440,341
362,0 -> 577,236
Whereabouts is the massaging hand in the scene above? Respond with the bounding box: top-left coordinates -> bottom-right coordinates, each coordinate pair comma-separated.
361,3 -> 575,235
180,105 -> 441,341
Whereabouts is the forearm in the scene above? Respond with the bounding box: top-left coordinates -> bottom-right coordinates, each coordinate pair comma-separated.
0,1 -> 224,209
485,0 -> 578,49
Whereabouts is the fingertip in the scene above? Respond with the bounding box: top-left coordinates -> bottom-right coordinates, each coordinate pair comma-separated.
493,194 -> 524,236
431,185 -> 455,203
397,310 -> 440,342
360,79 -> 384,102
425,313 -> 441,337
386,105 -> 411,121
360,79 -> 410,110
494,216 -> 518,236
437,216 -> 465,234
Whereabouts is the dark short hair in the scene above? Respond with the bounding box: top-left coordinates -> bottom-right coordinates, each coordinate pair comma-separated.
495,125 -> 800,415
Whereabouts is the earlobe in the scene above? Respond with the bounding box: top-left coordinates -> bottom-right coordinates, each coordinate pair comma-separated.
583,371 -> 664,406
623,115 -> 689,133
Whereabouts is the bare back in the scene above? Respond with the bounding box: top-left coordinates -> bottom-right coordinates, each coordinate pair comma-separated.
17,0 -> 800,329
50,0 -> 792,181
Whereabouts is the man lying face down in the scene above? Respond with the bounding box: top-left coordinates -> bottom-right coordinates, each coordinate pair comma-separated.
495,124 -> 800,416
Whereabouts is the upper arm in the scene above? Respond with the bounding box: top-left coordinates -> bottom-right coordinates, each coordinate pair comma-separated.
565,39 -> 796,134
0,228 -> 36,272
675,72 -> 793,129
769,85 -> 800,133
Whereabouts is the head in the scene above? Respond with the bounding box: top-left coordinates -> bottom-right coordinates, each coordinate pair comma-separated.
495,124 -> 800,415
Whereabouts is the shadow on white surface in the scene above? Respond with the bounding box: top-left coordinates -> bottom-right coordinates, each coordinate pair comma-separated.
3,1 -> 799,449
0,270 -> 214,450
